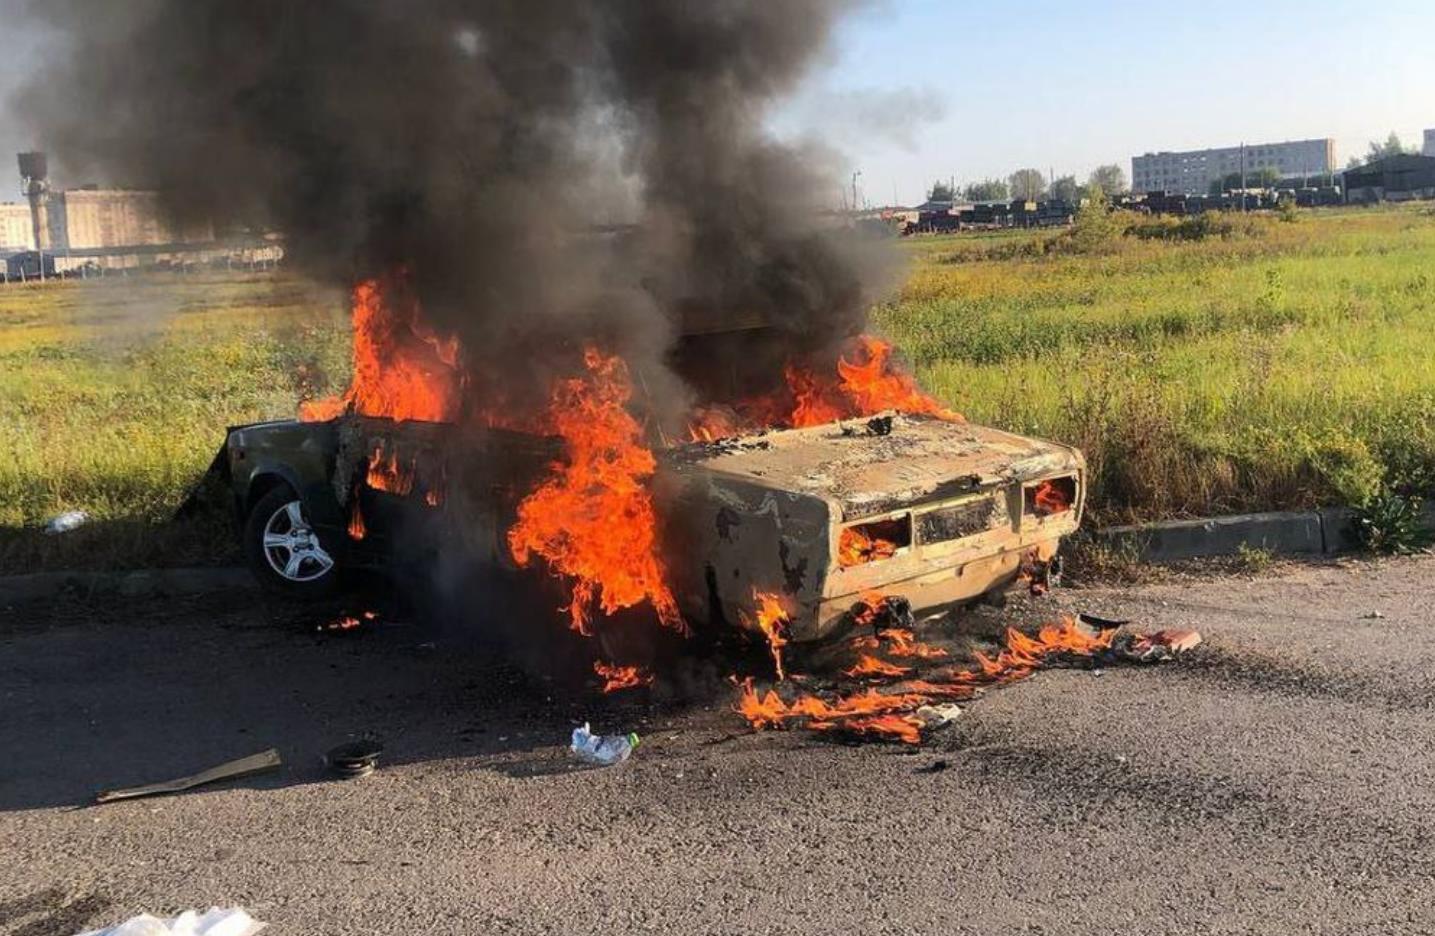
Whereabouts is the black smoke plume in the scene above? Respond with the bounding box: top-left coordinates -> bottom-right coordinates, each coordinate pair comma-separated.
15,0 -> 892,422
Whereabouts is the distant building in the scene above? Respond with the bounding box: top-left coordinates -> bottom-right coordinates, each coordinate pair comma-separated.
45,188 -> 213,251
6,152 -> 283,281
1425,129 -> 1435,157
1132,138 -> 1336,195
0,202 -> 34,253
1343,153 -> 1435,204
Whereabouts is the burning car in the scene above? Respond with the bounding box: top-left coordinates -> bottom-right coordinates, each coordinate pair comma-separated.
212,276 -> 1082,644
222,407 -> 1082,642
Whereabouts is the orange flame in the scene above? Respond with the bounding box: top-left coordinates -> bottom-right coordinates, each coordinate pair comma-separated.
834,336 -> 961,422
815,713 -> 924,744
843,654 -> 912,679
1033,479 -> 1072,515
684,334 -> 961,442
741,590 -> 791,681
594,660 -> 655,693
318,610 -> 375,633
507,347 -> 685,636
851,590 -> 890,630
881,628 -> 949,660
786,363 -> 847,428
300,277 -> 462,423
366,443 -> 416,495
838,526 -> 898,567
347,500 -> 366,540
736,617 -> 1117,744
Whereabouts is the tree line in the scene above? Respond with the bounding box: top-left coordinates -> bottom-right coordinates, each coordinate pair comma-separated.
927,164 -> 1127,205
1347,132 -> 1423,169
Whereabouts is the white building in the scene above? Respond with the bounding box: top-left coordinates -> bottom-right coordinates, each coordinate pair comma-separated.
1132,138 -> 1336,195
0,202 -> 34,252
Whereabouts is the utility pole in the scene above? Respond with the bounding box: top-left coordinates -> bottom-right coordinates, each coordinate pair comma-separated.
1239,142 -> 1247,212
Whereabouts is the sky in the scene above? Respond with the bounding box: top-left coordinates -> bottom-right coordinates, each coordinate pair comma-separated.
0,0 -> 1431,206
789,0 -> 1435,204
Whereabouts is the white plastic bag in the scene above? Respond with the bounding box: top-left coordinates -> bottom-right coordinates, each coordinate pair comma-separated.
77,907 -> 264,936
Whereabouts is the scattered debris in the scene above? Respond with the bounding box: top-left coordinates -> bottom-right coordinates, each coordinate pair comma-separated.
1114,628 -> 1203,663
916,759 -> 949,774
78,906 -> 264,936
94,749 -> 281,804
914,703 -> 962,727
1363,610 -> 1385,620
43,510 -> 89,535
326,740 -> 383,779
570,723 -> 640,766
1077,612 -> 1131,630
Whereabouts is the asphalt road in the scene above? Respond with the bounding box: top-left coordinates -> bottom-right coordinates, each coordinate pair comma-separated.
3,555 -> 1434,935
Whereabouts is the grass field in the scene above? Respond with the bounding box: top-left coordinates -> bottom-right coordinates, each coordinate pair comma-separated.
876,204 -> 1435,525
2,204 -> 1433,572
0,273 -> 349,571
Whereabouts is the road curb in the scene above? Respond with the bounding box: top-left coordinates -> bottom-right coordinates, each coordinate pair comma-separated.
0,566 -> 254,606
1094,503 -> 1435,563
6,504 -> 1433,601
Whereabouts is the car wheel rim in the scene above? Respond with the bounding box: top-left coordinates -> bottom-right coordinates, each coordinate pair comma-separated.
262,499 -> 334,583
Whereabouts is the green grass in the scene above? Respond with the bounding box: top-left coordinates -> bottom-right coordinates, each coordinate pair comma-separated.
0,273 -> 349,571
875,204 -> 1435,523
3,204 -> 1434,572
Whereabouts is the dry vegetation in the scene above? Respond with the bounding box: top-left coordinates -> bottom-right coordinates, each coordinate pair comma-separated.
2,204 -> 1433,572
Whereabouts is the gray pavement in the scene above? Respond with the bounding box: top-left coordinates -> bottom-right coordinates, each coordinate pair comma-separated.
3,555 -> 1433,935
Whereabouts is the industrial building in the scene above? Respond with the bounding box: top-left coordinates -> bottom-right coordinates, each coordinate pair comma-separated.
1425,129 -> 1435,158
1132,138 -> 1336,195
45,188 -> 213,250
0,202 -> 34,253
1343,154 -> 1435,204
7,151 -> 278,281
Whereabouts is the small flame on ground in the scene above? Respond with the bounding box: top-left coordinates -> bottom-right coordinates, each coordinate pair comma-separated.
737,617 -> 1117,744
318,610 -> 377,633
594,660 -> 655,693
879,628 -> 948,660
507,347 -> 685,636
843,654 -> 911,679
741,590 -> 791,681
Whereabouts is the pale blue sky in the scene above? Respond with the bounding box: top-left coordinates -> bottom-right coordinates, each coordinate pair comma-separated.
2,1 -> 1432,204
785,0 -> 1435,204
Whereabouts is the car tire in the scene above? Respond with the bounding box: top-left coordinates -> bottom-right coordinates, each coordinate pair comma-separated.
243,485 -> 342,599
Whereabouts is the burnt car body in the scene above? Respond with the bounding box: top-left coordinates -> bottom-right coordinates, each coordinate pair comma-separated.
220,412 -> 1083,642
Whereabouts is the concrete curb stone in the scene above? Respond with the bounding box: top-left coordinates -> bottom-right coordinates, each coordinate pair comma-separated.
6,503 -> 1434,601
0,566 -> 253,607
